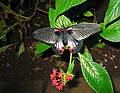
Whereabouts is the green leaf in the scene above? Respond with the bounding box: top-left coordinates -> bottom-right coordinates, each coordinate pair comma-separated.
100,19 -> 120,42
83,50 -> 93,61
55,15 -> 75,28
49,10 -> 76,28
56,0 -> 86,16
0,31 -> 7,40
83,11 -> 93,17
49,0 -> 86,27
18,42 -> 25,56
104,0 -> 120,25
0,44 -> 12,53
78,52 -> 114,93
67,60 -> 74,74
94,42 -> 105,48
49,8 -> 56,28
67,53 -> 75,73
35,42 -> 51,56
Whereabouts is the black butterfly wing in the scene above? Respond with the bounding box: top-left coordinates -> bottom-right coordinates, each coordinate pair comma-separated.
52,33 -> 83,54
34,27 -> 57,44
70,23 -> 100,41
52,35 -> 65,54
66,33 -> 83,53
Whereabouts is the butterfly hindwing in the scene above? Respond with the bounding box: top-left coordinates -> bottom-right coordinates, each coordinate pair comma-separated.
71,23 -> 100,41
34,27 -> 57,44
66,33 -> 83,53
52,36 -> 64,54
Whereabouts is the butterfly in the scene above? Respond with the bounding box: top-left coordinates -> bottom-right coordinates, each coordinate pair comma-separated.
34,23 -> 100,54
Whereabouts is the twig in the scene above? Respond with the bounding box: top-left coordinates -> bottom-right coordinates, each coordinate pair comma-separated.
0,2 -> 30,21
4,22 -> 19,32
36,8 -> 48,14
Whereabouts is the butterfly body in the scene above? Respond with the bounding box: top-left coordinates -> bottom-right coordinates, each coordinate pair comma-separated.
34,23 -> 100,54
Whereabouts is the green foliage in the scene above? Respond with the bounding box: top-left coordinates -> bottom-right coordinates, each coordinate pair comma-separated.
101,19 -> 120,42
104,0 -> 120,25
83,11 -> 93,17
55,0 -> 86,15
49,0 -> 86,27
94,42 -> 105,48
100,0 -> 120,42
55,15 -> 76,28
0,1 -> 32,55
78,52 -> 114,93
38,0 -> 86,54
39,0 -> 117,92
35,42 -> 51,56
67,53 -> 75,74
0,0 -> 116,92
82,49 -> 93,61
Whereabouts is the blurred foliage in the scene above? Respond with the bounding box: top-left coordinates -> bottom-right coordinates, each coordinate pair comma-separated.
0,44 -> 13,53
0,0 -> 49,56
0,0 -> 33,54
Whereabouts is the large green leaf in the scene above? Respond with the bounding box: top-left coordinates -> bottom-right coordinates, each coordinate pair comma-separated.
83,50 -> 93,61
55,0 -> 86,16
104,0 -> 120,25
35,42 -> 51,56
100,19 -> 120,42
49,0 -> 86,28
49,11 -> 76,28
49,8 -> 56,28
55,15 -> 75,28
78,52 -> 114,93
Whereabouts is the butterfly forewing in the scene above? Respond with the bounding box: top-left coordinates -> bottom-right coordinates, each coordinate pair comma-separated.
71,23 -> 100,41
34,27 -> 57,44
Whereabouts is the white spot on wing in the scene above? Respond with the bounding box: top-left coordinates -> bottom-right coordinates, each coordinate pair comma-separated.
67,38 -> 78,52
54,39 -> 64,54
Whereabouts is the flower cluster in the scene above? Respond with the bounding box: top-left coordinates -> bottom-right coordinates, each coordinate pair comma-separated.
50,68 -> 74,90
